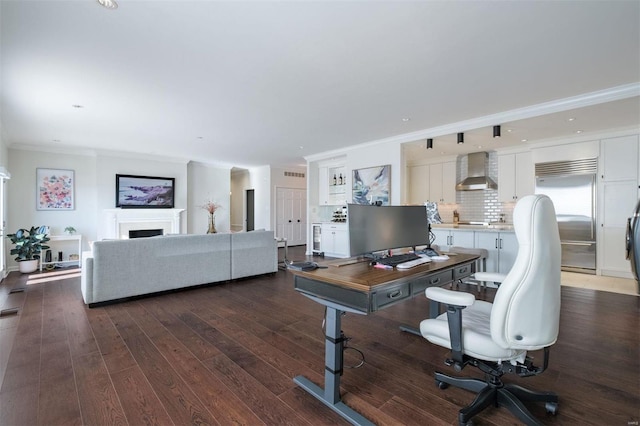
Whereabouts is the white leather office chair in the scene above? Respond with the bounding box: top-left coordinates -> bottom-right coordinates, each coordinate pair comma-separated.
420,194 -> 561,425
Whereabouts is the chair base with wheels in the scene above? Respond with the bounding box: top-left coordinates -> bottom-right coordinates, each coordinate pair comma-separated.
434,351 -> 558,426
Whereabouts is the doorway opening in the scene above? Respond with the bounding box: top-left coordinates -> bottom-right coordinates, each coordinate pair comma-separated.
246,189 -> 255,232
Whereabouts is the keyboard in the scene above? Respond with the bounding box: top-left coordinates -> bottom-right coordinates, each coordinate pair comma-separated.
375,253 -> 420,267
396,256 -> 432,269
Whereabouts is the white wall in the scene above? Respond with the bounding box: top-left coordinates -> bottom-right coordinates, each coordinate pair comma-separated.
95,154 -> 189,240
6,149 -> 98,270
0,148 -> 240,269
187,161 -> 231,234
230,168 -> 250,231
249,165 -> 271,231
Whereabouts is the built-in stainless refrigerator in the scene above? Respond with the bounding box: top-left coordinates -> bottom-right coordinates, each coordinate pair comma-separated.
535,159 -> 597,274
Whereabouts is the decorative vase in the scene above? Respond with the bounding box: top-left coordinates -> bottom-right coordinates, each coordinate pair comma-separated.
207,213 -> 217,234
18,259 -> 38,274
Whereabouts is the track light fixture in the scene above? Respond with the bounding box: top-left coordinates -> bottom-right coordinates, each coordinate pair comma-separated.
493,125 -> 501,138
426,138 -> 433,149
457,133 -> 464,144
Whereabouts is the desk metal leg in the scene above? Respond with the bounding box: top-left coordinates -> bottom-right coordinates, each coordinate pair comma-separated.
293,307 -> 374,426
399,300 -> 441,335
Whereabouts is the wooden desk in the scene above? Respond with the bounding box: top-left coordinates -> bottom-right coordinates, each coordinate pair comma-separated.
290,253 -> 478,425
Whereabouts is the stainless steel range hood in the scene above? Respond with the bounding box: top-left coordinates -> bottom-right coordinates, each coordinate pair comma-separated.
456,151 -> 497,191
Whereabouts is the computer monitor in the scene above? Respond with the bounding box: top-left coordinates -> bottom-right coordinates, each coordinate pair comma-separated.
348,203 -> 431,257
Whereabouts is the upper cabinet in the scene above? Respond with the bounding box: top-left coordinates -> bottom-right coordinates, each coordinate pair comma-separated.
319,163 -> 347,206
498,151 -> 534,202
408,161 -> 456,204
429,161 -> 456,203
408,164 -> 429,205
600,135 -> 639,182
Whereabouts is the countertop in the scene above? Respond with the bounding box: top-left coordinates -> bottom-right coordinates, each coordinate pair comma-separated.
432,223 -> 514,232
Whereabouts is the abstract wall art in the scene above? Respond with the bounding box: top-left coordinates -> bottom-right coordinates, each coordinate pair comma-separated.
352,165 -> 390,205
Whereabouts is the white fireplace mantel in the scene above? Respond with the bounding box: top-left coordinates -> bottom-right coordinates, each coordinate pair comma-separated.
102,208 -> 185,240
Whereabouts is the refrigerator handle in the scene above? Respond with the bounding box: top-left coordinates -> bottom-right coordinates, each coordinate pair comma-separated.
591,174 -> 596,240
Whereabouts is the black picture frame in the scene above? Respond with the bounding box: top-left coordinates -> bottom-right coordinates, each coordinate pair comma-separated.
115,174 -> 175,208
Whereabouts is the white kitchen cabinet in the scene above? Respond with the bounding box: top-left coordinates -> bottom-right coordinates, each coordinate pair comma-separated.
598,134 -> 639,277
321,223 -> 350,258
431,228 -> 475,251
498,152 -> 534,202
600,135 -> 638,182
429,161 -> 456,203
408,164 -> 429,204
319,164 -> 347,206
475,231 -> 518,274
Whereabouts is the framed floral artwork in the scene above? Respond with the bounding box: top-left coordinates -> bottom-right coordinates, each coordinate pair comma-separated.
37,168 -> 75,210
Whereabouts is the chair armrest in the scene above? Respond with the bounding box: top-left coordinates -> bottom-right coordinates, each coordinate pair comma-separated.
474,272 -> 506,283
425,287 -> 475,307
425,287 -> 475,369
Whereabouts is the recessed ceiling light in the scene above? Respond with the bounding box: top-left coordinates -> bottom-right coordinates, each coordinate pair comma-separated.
521,139 -> 528,142
402,118 -> 410,122
97,0 -> 118,9
507,129 -> 513,133
299,146 -> 304,150
196,136 -> 203,140
576,130 -> 583,134
53,139 -> 60,142
477,145 -> 483,149
567,117 -> 576,122
71,104 -> 84,109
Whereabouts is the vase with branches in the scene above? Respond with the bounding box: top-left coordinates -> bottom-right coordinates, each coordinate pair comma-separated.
201,200 -> 222,234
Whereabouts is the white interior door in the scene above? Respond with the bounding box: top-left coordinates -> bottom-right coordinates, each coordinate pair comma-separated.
276,187 -> 307,246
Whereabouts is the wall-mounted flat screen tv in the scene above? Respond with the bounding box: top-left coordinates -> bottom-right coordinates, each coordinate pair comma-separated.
115,174 -> 175,208
348,203 -> 430,257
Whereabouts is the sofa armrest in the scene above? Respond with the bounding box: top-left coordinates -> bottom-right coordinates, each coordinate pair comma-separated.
81,251 -> 94,304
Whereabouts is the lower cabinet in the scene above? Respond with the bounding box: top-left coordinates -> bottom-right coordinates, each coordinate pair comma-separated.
475,231 -> 518,274
431,229 -> 475,251
321,223 -> 350,258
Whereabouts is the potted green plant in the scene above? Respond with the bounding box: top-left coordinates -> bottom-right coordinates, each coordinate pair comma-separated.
64,226 -> 76,235
6,225 -> 51,273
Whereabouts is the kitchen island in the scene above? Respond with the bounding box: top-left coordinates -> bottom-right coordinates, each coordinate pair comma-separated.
431,223 -> 516,274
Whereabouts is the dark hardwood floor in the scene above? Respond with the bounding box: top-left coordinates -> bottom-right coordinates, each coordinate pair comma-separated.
0,246 -> 638,425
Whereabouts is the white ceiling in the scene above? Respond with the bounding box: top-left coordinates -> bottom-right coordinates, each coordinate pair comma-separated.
1,1 -> 639,169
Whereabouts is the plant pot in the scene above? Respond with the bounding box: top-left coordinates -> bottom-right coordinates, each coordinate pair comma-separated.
18,259 -> 38,274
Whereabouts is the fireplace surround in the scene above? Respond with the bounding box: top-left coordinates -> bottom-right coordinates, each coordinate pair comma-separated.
102,208 -> 184,240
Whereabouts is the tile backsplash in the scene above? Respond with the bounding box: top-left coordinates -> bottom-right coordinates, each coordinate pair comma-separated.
436,152 -> 515,224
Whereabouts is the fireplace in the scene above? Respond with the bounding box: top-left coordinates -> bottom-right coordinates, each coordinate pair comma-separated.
102,208 -> 184,240
129,229 -> 163,239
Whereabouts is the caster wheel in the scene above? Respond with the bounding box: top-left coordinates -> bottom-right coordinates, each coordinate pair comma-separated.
436,380 -> 449,390
545,402 -> 558,415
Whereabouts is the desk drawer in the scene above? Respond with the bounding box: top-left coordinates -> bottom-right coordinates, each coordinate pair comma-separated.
372,282 -> 410,310
411,270 -> 453,294
453,263 -> 473,280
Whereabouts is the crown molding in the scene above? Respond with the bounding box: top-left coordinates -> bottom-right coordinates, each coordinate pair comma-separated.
306,83 -> 640,163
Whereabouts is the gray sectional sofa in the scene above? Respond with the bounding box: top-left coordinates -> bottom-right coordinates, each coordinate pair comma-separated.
81,230 -> 277,306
